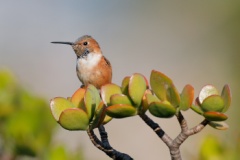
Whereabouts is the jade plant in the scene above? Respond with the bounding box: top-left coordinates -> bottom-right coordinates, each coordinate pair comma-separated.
50,70 -> 231,160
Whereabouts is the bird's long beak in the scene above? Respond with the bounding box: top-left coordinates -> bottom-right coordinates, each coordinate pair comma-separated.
51,41 -> 74,45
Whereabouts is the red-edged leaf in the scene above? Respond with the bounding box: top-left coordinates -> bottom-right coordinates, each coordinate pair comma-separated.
179,84 -> 194,111
203,111 -> 228,121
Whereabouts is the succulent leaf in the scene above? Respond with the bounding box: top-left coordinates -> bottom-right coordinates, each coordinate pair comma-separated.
101,83 -> 122,106
179,84 -> 194,111
150,70 -> 179,106
141,89 -> 153,113
102,115 -> 112,124
191,105 -> 204,115
106,104 -> 137,118
199,85 -> 219,104
149,101 -> 176,118
90,101 -> 106,129
221,84 -> 231,113
84,88 -> 96,121
208,121 -> 229,130
50,97 -> 75,121
203,111 -> 228,121
71,88 -> 86,111
201,95 -> 225,112
59,108 -> 89,130
121,76 -> 130,95
87,84 -> 101,109
128,73 -> 147,107
110,94 -> 132,105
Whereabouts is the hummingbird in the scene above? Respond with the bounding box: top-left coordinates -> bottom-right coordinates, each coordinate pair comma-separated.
51,35 -> 112,89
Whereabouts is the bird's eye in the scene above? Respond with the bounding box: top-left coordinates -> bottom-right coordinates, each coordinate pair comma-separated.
83,42 -> 88,46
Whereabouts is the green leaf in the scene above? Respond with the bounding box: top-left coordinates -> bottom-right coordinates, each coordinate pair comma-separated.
191,104 -> 204,115
90,101 -> 106,129
141,89 -> 153,113
84,88 -> 96,121
102,115 -> 112,124
199,85 -> 219,104
121,76 -> 130,95
59,108 -> 89,130
101,83 -> 122,106
50,97 -> 75,121
221,84 -> 231,113
146,93 -> 160,105
150,70 -> 180,107
179,84 -> 194,111
71,88 -> 86,111
201,95 -> 225,112
150,70 -> 171,101
128,73 -> 147,107
203,111 -> 228,121
149,101 -> 176,118
208,121 -> 229,130
106,104 -> 137,118
110,94 -> 132,105
87,84 -> 101,109
166,84 -> 180,107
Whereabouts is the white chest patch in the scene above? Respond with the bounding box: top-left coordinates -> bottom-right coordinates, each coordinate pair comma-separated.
77,52 -> 102,69
76,53 -> 102,82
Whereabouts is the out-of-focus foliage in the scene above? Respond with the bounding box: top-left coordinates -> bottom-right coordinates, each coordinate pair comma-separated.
198,135 -> 240,160
0,69 -> 84,160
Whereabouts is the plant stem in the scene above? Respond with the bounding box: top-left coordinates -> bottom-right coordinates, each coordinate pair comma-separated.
139,112 -> 209,160
87,125 -> 133,160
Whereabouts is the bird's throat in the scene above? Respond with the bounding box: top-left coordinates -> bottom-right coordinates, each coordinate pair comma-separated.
77,52 -> 102,70
77,49 -> 90,59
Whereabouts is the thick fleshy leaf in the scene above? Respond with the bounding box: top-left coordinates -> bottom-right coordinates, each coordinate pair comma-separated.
84,88 -> 96,121
221,84 -> 231,113
110,94 -> 132,105
150,70 -> 180,107
106,104 -> 137,118
203,111 -> 228,121
50,97 -> 75,121
87,84 -> 101,109
141,89 -> 153,113
128,73 -> 147,107
59,108 -> 89,130
101,83 -> 122,106
146,93 -> 161,105
208,121 -> 229,130
150,70 -> 171,101
201,95 -> 225,112
90,101 -> 106,129
179,84 -> 194,111
199,85 -> 219,104
71,88 -> 86,111
102,115 -> 112,124
166,84 -> 180,108
149,101 -> 176,118
191,105 -> 204,115
121,76 -> 130,95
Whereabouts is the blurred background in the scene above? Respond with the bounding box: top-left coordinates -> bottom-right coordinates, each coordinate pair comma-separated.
0,1 -> 239,160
